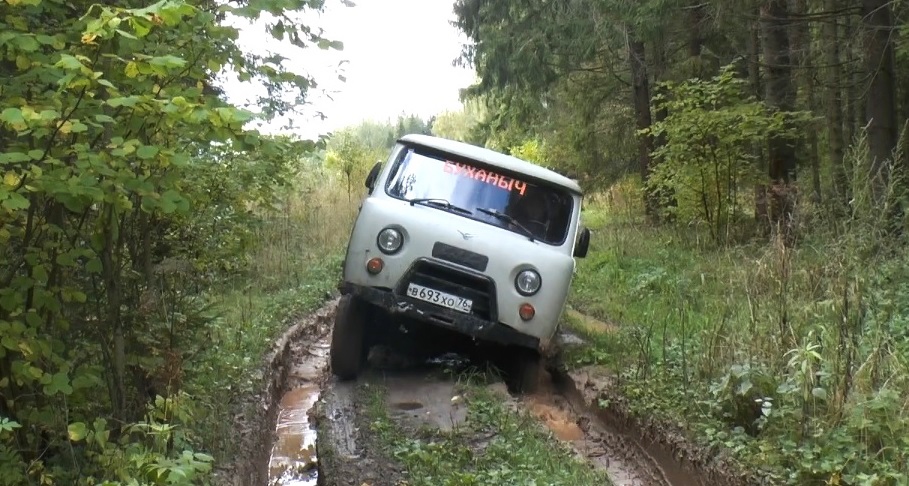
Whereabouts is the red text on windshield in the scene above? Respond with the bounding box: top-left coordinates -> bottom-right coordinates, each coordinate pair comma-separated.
443,162 -> 527,196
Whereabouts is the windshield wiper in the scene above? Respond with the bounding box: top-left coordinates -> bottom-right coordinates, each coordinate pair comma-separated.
476,207 -> 535,241
406,198 -> 473,215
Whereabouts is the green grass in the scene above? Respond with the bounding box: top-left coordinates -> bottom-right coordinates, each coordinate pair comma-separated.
363,379 -> 611,486
567,194 -> 909,485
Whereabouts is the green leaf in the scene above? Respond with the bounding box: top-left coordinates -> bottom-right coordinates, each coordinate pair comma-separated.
108,96 -> 142,107
15,55 -> 30,70
158,189 -> 190,214
0,418 -> 20,432
68,422 -> 87,441
2,192 -> 30,211
14,36 -> 39,52
115,29 -> 138,40
72,372 -> 99,390
35,34 -> 57,45
148,55 -> 187,69
85,258 -> 102,273
1,108 -> 24,125
136,145 -> 159,159
272,21 -> 285,40
32,265 -> 47,284
124,61 -> 140,78
25,311 -> 41,327
129,17 -> 152,37
0,152 -> 30,164
38,110 -> 59,121
45,371 -> 73,396
55,54 -> 84,71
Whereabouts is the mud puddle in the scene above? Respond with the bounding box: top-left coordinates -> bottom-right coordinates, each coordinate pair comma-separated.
497,328 -> 709,486
518,369 -> 662,485
535,366 -> 707,486
267,338 -> 330,485
260,304 -> 743,486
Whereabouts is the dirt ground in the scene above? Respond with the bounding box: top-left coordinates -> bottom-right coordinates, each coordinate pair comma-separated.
219,299 -> 755,486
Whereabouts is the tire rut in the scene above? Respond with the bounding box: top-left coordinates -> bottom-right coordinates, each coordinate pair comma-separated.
262,304 -> 747,486
520,365 -> 701,486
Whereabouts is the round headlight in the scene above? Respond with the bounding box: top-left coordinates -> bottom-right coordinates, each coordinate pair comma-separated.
376,227 -> 403,254
515,269 -> 541,296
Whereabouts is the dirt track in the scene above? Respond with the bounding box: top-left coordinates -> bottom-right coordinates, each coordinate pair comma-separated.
225,299 -> 751,486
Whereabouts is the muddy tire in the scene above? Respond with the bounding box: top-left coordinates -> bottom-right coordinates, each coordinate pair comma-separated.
330,295 -> 368,380
510,348 -> 542,394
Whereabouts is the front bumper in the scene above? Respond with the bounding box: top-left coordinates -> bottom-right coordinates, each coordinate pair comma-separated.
339,282 -> 540,350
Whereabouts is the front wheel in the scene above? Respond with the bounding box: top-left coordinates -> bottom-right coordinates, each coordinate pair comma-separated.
330,295 -> 368,380
509,348 -> 542,394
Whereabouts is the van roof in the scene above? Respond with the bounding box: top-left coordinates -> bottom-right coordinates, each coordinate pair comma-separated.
398,134 -> 583,194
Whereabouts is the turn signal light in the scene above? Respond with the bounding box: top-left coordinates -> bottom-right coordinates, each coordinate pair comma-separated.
518,303 -> 535,321
366,257 -> 384,275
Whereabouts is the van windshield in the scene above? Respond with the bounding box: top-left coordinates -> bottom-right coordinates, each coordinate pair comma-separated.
385,147 -> 574,245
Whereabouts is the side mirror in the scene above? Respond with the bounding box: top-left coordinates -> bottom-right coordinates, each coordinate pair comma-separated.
364,161 -> 381,192
574,227 -> 590,258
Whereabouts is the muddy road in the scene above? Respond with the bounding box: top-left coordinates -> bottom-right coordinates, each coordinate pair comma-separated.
237,300 -> 749,486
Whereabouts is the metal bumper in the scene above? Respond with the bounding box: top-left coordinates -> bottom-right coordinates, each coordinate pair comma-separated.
339,282 -> 540,350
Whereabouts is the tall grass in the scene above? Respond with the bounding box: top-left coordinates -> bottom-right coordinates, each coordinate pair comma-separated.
568,138 -> 909,483
187,169 -> 361,460
248,171 -> 360,290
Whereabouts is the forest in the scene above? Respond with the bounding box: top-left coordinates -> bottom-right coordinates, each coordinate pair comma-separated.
445,0 -> 909,484
1,0 -> 908,484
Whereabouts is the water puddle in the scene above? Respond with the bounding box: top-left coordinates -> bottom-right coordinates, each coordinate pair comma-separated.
268,340 -> 329,485
551,366 -> 708,486
526,400 -> 585,441
269,386 -> 320,485
392,401 -> 424,411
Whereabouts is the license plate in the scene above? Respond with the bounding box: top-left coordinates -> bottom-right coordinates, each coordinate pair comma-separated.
406,283 -> 473,314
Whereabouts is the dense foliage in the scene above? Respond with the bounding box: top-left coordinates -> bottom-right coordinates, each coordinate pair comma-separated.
324,115 -> 432,199
0,0 -> 342,482
451,0 -> 909,230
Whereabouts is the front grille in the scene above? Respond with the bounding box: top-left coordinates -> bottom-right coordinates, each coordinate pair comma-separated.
431,242 -> 489,271
397,259 -> 496,321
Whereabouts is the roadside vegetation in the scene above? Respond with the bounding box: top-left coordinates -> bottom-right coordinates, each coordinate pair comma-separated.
0,0 -> 349,480
563,163 -> 909,484
0,0 -> 444,478
448,2 -> 909,484
364,376 -> 611,486
568,177 -> 909,484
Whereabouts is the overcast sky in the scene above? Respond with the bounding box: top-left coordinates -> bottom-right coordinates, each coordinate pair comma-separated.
222,0 -> 477,140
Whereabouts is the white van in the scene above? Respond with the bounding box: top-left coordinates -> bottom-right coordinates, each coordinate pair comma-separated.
330,134 -> 590,392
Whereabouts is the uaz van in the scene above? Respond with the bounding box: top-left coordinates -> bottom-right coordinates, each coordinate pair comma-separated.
331,134 -> 590,392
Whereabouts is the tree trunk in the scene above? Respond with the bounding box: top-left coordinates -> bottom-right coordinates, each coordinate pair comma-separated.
790,0 -> 821,203
102,205 -> 127,423
687,1 -> 707,78
823,0 -> 847,207
762,0 -> 798,236
748,4 -> 769,226
861,0 -> 898,201
843,10 -> 860,150
627,27 -> 657,220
